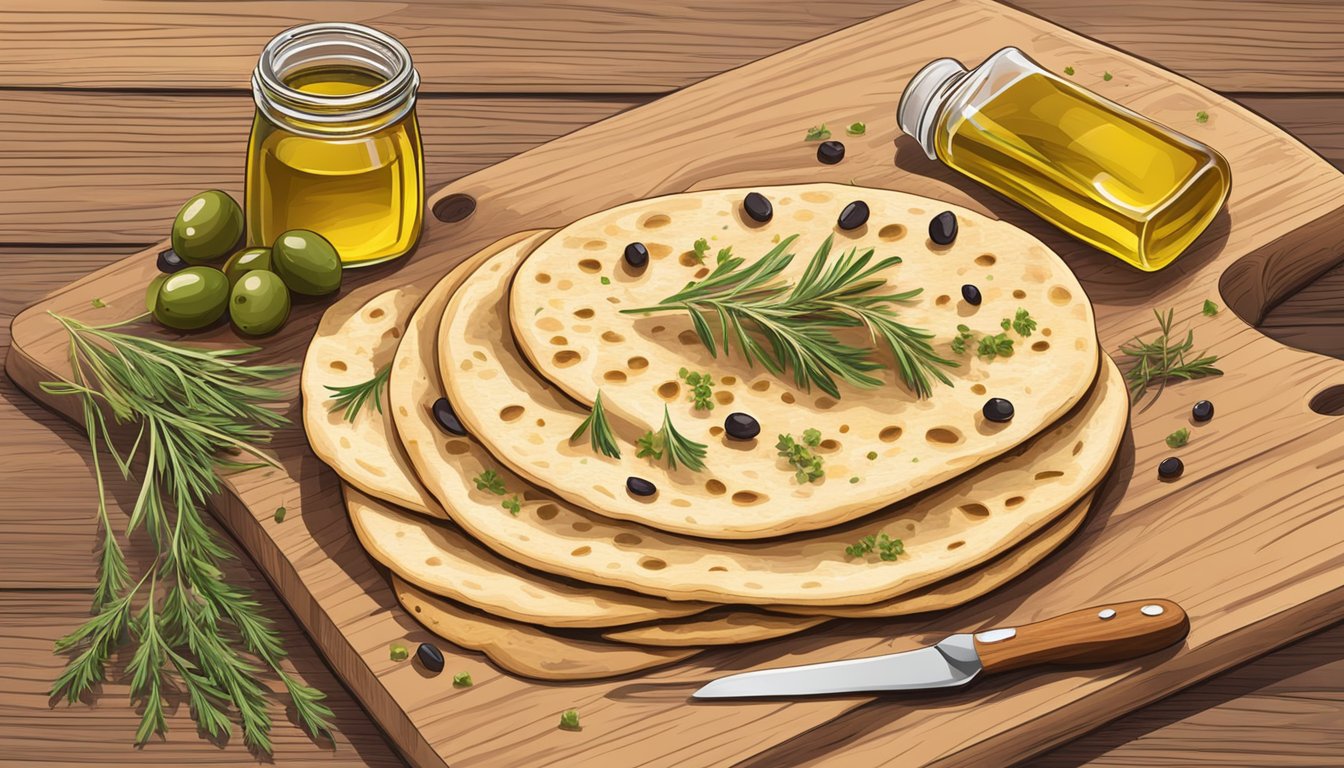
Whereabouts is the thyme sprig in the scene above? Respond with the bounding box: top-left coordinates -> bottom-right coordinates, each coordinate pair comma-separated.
570,390 -> 621,459
325,363 -> 391,422
1120,309 -> 1222,409
40,313 -> 333,752
622,235 -> 955,399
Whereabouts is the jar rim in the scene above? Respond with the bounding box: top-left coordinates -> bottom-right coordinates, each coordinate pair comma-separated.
253,22 -> 418,133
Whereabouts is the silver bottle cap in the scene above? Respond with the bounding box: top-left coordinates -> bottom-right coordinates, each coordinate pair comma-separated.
897,58 -> 968,160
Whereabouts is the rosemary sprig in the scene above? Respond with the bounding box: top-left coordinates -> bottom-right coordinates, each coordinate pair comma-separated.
635,406 -> 708,472
570,391 -> 621,459
622,235 -> 955,399
325,363 -> 391,422
40,312 -> 333,752
1119,308 -> 1222,409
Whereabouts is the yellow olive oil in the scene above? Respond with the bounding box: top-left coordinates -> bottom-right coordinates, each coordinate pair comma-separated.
246,64 -> 423,267
903,48 -> 1230,271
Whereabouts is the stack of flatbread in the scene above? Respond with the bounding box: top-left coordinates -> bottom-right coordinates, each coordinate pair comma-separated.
302,184 -> 1125,680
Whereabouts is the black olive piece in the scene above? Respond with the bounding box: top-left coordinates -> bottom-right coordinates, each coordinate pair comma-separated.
432,397 -> 467,436
743,192 -> 773,223
982,397 -> 1014,423
623,242 -> 649,269
724,412 -> 761,441
417,642 -> 445,674
929,211 -> 959,245
1192,400 -> 1214,423
626,476 -> 657,497
837,201 -> 870,231
961,284 -> 982,306
1158,456 -> 1185,480
816,140 -> 846,165
157,248 -> 187,274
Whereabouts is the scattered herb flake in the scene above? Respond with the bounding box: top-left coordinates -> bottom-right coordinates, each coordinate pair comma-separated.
534,307 -> 543,315
805,124 -> 831,141
1196,111 -> 1209,124
501,495 -> 521,516
390,644 -> 409,662
559,709 -> 581,731
1063,66 -> 1075,76
600,276 -> 611,285
91,297 -> 107,309
950,324 -> 974,356
846,122 -> 866,136
691,238 -> 710,264
679,367 -> 715,411
1103,71 -> 1113,81
977,332 -> 1014,359
777,433 -> 825,484
866,451 -> 878,461
326,363 -> 392,423
638,406 -> 707,472
570,391 -> 622,459
1120,308 -> 1222,408
802,428 -> 822,447
849,476 -> 860,484
473,469 -> 506,495
1165,428 -> 1190,449
1202,299 -> 1218,316
635,429 -> 664,460
845,532 -> 904,561
274,506 -> 286,523
453,671 -> 473,687
1011,308 -> 1037,337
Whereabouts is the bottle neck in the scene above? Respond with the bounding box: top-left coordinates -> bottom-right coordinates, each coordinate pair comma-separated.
897,58 -> 970,160
252,22 -> 419,138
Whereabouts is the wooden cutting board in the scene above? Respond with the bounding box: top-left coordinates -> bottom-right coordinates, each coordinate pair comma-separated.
8,0 -> 1344,765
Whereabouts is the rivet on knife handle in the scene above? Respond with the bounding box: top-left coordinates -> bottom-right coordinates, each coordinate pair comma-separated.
972,599 -> 1189,676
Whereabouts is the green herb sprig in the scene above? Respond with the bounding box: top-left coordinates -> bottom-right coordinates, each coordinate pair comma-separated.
845,532 -> 904,561
325,363 -> 391,422
805,124 -> 831,141
1120,309 -> 1222,408
623,235 -> 955,399
473,470 -> 506,495
679,367 -> 715,411
40,313 -> 333,752
777,432 -> 825,484
1165,428 -> 1190,448
636,406 -> 707,472
977,332 -> 1014,359
571,391 -> 621,459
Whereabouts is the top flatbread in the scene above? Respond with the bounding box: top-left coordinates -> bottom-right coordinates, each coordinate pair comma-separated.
502,185 -> 1097,537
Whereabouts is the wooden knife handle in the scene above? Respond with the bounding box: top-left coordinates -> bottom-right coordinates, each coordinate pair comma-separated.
973,599 -> 1189,676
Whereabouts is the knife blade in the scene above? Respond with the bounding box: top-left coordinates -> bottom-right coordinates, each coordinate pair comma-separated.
693,599 -> 1189,699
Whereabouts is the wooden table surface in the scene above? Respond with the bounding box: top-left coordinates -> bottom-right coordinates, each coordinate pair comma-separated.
2,2 -> 1342,765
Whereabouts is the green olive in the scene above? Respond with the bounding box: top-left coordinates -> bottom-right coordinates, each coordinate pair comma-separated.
152,266 -> 229,330
171,190 -> 244,265
272,229 -> 342,296
229,270 -> 291,336
223,247 -> 274,286
145,273 -> 169,314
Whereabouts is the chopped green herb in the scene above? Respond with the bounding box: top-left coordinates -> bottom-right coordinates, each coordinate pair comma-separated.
635,429 -> 664,460
1165,428 -> 1190,449
912,457 -> 919,463
390,644 -> 409,662
1103,71 -> 1113,81
1011,308 -> 1037,337
1120,309 -> 1222,408
623,234 -> 956,399
570,391 -> 621,459
1063,66 -> 1075,76
600,276 -> 611,285
1196,111 -> 1209,124
534,307 -> 543,315
559,709 -> 581,731
805,124 -> 831,141
845,532 -> 904,561
638,407 -> 707,472
453,671 -> 473,687
679,367 -> 715,410
802,428 -> 822,447
866,451 -> 878,461
849,476 -> 860,484
846,122 -> 866,136
473,469 -> 506,495
777,433 -> 825,484
950,323 -> 974,355
502,495 -> 521,515
91,297 -> 107,309
1202,299 -> 1218,316
690,238 -> 710,264
977,332 -> 1014,359
325,363 -> 392,423
274,506 -> 286,523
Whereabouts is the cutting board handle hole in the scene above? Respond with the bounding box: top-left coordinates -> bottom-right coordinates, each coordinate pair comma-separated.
1309,384 -> 1344,416
433,194 -> 477,223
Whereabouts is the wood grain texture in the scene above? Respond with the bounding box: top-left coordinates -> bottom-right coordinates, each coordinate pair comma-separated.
10,1 -> 1344,765
1,0 -> 1340,92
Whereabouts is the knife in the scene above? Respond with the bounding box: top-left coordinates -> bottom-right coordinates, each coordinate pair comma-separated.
693,599 -> 1189,699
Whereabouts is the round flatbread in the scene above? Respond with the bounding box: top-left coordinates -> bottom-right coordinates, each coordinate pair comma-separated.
393,235 -> 1127,606
393,577 -> 698,681
497,185 -> 1098,537
346,484 -> 709,628
602,611 -> 828,647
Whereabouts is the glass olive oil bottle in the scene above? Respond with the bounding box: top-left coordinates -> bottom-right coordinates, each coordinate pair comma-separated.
899,47 -> 1229,271
248,23 -> 424,267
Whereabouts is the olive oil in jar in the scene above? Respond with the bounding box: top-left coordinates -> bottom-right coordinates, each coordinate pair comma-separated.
247,24 -> 424,267
899,48 -> 1229,271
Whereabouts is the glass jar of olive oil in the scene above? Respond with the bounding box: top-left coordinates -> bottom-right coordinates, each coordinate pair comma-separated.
248,23 -> 423,267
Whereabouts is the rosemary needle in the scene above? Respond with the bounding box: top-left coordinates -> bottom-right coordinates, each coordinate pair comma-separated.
325,363 -> 391,422
1119,308 -> 1222,409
